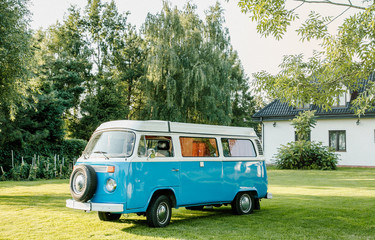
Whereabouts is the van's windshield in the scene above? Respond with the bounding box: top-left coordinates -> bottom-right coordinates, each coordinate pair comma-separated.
84,131 -> 135,158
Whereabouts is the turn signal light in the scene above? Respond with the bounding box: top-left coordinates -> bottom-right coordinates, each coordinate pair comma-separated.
107,166 -> 115,173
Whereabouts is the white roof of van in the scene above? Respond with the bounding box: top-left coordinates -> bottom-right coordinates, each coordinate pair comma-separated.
97,120 -> 257,137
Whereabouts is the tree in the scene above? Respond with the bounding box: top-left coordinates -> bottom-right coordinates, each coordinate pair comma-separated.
31,5 -> 92,139
143,2 -> 254,125
291,110 -> 317,141
237,0 -> 375,114
0,0 -> 33,119
71,0 -> 145,139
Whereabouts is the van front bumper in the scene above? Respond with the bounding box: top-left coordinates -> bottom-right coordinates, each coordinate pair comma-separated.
66,199 -> 124,212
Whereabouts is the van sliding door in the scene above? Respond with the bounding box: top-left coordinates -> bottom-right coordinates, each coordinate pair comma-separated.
178,137 -> 223,205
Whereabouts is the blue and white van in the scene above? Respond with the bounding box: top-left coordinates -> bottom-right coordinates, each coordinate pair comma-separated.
66,120 -> 271,227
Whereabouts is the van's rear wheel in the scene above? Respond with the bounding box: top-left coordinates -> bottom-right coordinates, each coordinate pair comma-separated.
231,192 -> 254,215
146,195 -> 171,227
98,212 -> 121,221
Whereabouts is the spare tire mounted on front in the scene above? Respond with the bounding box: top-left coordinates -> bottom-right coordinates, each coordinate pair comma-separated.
70,165 -> 97,202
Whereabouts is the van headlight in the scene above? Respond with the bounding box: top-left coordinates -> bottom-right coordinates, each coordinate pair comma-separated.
106,178 -> 117,192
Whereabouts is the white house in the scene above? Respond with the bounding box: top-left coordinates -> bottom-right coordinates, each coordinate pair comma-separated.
253,82 -> 375,167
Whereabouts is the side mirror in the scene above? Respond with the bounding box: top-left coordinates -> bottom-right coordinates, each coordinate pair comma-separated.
147,149 -> 155,159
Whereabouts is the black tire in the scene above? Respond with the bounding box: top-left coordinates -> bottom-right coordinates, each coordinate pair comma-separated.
254,198 -> 260,210
146,195 -> 172,228
98,212 -> 121,221
69,165 -> 97,202
185,206 -> 204,210
231,192 -> 254,215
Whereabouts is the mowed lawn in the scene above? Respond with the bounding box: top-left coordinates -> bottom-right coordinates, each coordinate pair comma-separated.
0,168 -> 374,240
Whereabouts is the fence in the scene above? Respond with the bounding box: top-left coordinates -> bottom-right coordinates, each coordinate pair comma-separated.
0,151 -> 78,181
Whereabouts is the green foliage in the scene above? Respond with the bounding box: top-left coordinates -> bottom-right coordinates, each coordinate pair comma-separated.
238,0 -> 298,40
238,0 -> 375,113
291,110 -> 317,141
275,111 -> 336,170
0,0 -> 33,118
143,2 -> 255,125
274,140 -> 338,170
0,138 -> 86,181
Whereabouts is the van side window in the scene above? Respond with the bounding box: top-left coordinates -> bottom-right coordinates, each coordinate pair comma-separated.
180,137 -> 219,157
221,139 -> 256,157
138,136 -> 173,157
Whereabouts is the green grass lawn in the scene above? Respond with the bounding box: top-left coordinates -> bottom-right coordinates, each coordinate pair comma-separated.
0,168 -> 374,240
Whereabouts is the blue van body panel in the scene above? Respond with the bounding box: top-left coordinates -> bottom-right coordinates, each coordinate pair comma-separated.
179,161 -> 223,205
126,161 -> 180,211
222,160 -> 268,199
81,162 -> 129,208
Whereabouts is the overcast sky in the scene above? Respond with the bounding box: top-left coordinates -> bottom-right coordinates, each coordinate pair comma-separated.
28,0 -> 357,78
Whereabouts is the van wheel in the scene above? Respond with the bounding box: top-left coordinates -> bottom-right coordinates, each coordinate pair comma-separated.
231,192 -> 254,215
69,165 -> 97,202
146,195 -> 172,227
98,212 -> 121,221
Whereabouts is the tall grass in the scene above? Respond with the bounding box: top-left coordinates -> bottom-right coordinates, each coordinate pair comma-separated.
0,168 -> 374,239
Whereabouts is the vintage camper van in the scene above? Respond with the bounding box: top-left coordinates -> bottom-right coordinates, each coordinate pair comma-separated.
66,120 -> 271,227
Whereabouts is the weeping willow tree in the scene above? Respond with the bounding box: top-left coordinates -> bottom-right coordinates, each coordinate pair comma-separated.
143,2 -> 254,126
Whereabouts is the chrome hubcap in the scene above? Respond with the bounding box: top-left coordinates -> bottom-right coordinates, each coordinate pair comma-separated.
73,173 -> 85,194
240,194 -> 251,213
157,202 -> 169,224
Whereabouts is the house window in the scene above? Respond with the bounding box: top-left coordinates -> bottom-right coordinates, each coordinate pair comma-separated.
329,131 -> 346,152
295,101 -> 310,110
333,91 -> 349,107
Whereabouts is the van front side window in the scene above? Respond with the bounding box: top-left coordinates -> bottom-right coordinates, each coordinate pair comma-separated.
222,138 -> 256,157
138,136 -> 174,157
85,131 -> 135,158
180,137 -> 218,157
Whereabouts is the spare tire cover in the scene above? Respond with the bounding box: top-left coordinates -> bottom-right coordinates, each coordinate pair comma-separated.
69,165 -> 97,202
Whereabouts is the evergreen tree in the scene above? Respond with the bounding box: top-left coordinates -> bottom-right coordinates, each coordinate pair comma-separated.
74,0 -> 146,139
0,0 -> 33,120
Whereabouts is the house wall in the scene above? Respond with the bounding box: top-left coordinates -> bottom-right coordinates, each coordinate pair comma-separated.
262,118 -> 375,166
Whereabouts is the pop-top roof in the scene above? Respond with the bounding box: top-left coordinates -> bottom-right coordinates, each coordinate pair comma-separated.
97,120 -> 257,137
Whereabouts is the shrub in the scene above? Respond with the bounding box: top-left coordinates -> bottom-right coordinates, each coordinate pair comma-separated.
61,139 -> 87,159
274,140 -> 338,170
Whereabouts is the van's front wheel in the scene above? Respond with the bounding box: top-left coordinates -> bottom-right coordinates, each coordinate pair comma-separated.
231,192 -> 254,215
146,195 -> 172,227
98,212 -> 121,221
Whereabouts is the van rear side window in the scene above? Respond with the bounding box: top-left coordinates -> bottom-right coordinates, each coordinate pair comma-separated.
222,139 -> 256,157
180,137 -> 219,157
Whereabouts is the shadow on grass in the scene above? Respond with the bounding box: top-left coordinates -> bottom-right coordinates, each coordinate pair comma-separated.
120,207 -> 246,238
118,195 -> 375,240
0,194 -> 70,209
0,179 -> 69,188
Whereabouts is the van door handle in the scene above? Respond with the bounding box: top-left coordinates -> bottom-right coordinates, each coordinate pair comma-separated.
171,168 -> 179,172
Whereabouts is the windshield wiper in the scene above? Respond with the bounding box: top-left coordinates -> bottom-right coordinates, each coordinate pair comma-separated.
93,151 -> 109,160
